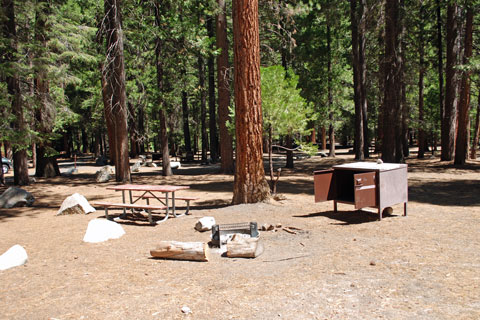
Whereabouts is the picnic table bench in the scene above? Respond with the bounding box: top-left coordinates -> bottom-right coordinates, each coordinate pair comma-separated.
94,202 -> 167,224
141,195 -> 198,216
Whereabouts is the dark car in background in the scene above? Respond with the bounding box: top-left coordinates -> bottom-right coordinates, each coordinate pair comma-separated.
2,157 -> 12,174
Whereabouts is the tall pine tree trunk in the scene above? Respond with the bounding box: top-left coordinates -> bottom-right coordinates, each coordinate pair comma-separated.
441,4 -> 459,161
2,0 -> 29,185
454,7 -> 473,165
198,54 -> 208,163
207,17 -> 218,163
100,62 -> 116,164
470,92 -> 480,159
350,0 -> 364,160
216,0 -> 234,173
327,24 -> 335,158
181,89 -> 193,161
105,0 -> 130,182
436,0 -> 444,147
154,1 -> 172,176
382,0 -> 400,163
34,0 -> 61,178
232,0 -> 270,204
418,1 -> 426,159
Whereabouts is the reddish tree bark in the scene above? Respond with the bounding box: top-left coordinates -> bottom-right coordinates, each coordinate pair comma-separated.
441,4 -> 459,161
382,0 -> 401,163
232,0 -> 270,204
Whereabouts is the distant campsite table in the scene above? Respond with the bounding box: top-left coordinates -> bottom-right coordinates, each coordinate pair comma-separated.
104,184 -> 190,224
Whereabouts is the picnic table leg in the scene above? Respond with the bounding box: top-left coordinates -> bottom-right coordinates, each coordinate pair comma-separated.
165,193 -> 169,216
172,191 -> 176,217
104,207 -> 111,220
120,191 -> 127,218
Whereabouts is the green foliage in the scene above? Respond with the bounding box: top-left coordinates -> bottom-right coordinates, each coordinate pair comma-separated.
261,65 -> 316,139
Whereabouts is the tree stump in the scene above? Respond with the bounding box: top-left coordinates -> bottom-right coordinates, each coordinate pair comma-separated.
150,241 -> 209,262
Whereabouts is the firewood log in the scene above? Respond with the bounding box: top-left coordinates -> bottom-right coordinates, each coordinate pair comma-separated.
226,235 -> 263,258
150,241 -> 209,261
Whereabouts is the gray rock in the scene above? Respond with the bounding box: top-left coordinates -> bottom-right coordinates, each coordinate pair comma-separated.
57,193 -> 96,215
0,187 -> 35,209
319,152 -> 328,157
138,155 -> 147,163
95,165 -> 114,183
95,155 -> 108,166
131,161 -> 142,173
146,161 -> 157,167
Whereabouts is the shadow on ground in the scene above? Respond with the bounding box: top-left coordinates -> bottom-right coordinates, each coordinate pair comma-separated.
408,179 -> 480,206
294,209 -> 398,225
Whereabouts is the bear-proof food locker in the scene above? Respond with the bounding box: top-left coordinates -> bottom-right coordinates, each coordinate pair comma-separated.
314,162 -> 408,220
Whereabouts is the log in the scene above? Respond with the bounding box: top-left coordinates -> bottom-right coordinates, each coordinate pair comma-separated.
226,235 -> 264,258
150,241 -> 209,262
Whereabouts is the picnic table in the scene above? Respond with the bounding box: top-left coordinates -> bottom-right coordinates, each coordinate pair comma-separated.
94,184 -> 191,224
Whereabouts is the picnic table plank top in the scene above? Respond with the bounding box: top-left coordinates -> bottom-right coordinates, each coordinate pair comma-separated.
106,184 -> 190,192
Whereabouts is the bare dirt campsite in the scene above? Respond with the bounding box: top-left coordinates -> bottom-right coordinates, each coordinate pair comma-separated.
1,152 -> 479,320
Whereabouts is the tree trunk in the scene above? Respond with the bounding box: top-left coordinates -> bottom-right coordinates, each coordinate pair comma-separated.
2,0 -> 29,185
216,0 -> 234,173
100,61 -> 116,164
128,102 -> 138,158
232,0 -> 270,204
418,2 -> 426,159
328,114 -> 335,157
159,109 -> 172,176
207,17 -> 218,163
285,135 -> 294,168
470,92 -> 480,159
198,55 -> 208,164
321,126 -> 326,150
181,89 -> 193,161
454,7 -> 473,165
34,0 -> 61,178
436,0 -> 444,147
382,0 -> 400,163
154,1 -> 172,176
350,0 -> 364,160
105,0 -> 130,183
150,241 -> 209,261
441,4 -> 459,161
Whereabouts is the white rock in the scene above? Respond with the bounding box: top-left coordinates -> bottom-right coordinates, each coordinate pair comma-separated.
0,245 -> 28,271
195,216 -> 216,232
170,161 -> 181,169
83,219 -> 125,243
181,306 -> 192,314
57,193 -> 96,215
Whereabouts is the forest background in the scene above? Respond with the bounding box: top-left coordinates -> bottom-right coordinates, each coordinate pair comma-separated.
1,0 -> 479,199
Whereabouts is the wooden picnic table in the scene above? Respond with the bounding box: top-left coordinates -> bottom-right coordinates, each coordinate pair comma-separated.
97,184 -> 190,224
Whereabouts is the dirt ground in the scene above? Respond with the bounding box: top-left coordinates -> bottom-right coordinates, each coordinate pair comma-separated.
0,150 -> 479,320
